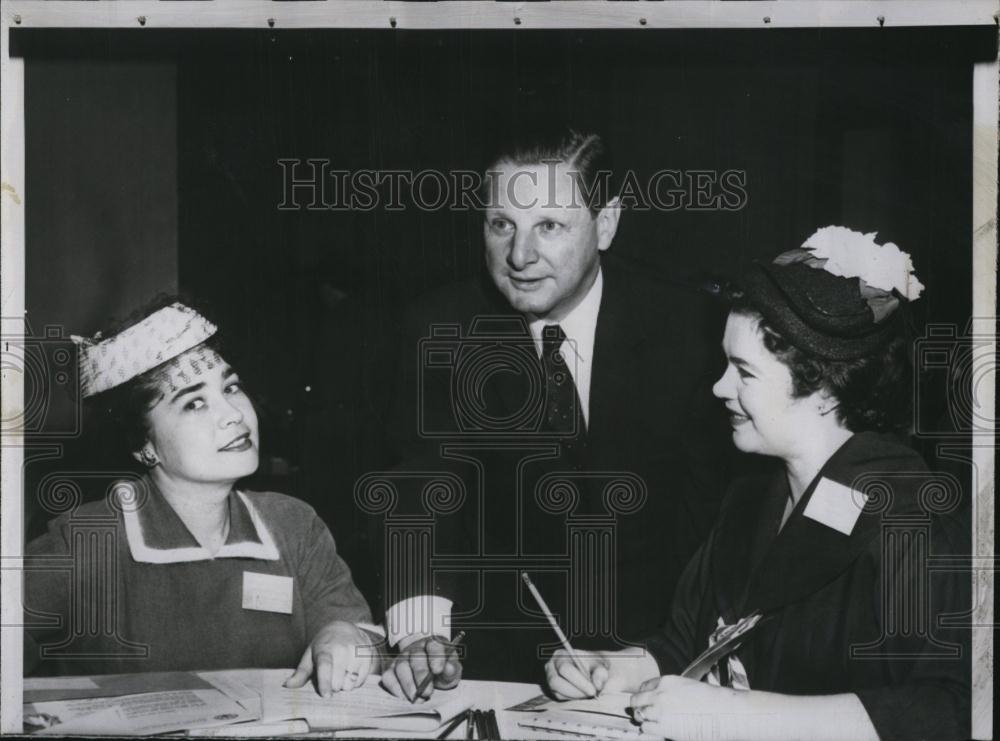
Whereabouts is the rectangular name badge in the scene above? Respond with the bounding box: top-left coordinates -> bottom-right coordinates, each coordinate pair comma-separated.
803,477 -> 868,536
242,571 -> 294,614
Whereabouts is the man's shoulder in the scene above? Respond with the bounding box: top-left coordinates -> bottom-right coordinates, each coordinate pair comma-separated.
600,257 -> 726,358
603,257 -> 720,314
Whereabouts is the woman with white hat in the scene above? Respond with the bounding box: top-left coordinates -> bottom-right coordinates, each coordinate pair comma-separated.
545,227 -> 969,740
25,300 -> 381,695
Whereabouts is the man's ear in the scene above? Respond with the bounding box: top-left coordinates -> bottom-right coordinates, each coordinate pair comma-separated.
596,196 -> 621,252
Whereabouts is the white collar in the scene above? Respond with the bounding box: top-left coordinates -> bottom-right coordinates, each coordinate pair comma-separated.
528,267 -> 603,364
117,480 -> 280,564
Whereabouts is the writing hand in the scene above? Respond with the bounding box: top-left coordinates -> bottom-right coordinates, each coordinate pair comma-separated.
381,635 -> 462,702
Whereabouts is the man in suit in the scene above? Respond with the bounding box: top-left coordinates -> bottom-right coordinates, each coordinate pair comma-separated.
376,127 -> 730,698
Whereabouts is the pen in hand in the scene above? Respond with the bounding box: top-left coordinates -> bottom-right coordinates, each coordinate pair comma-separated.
413,630 -> 466,702
520,572 -> 596,697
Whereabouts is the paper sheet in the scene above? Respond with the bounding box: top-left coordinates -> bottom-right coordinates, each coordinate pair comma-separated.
25,688 -> 256,736
548,692 -> 632,718
508,691 -> 631,719
201,669 -> 472,732
24,670 -> 218,704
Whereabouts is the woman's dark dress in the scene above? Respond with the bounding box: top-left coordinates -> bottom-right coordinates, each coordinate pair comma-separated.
644,432 -> 970,740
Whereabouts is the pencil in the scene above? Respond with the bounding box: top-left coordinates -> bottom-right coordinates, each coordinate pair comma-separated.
414,630 -> 467,701
520,572 -> 592,688
437,710 -> 469,740
487,709 -> 501,740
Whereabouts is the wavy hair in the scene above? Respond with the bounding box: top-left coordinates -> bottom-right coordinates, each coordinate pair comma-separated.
730,298 -> 912,433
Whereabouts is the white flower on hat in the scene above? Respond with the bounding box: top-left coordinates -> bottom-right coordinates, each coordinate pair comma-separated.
801,226 -> 925,301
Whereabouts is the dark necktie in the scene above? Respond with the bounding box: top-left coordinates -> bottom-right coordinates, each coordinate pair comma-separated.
540,324 -> 586,441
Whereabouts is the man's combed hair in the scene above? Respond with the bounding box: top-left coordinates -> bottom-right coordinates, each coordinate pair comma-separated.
731,298 -> 913,433
482,125 -> 617,214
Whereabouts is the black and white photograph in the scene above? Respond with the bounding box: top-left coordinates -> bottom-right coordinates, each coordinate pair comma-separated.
1,2 -> 996,738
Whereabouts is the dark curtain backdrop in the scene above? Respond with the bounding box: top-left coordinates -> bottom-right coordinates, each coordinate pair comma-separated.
18,27 -> 993,610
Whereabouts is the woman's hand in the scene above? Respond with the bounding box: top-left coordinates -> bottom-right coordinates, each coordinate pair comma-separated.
629,675 -> 738,740
545,647 -> 659,699
284,620 -> 381,696
381,635 -> 463,702
629,676 -> 881,741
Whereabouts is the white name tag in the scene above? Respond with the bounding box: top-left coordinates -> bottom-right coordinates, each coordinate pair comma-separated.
803,477 -> 868,536
242,572 -> 294,614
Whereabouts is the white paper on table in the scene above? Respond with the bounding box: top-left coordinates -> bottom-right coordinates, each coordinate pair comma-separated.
547,692 -> 632,719
508,691 -> 632,719
21,677 -> 99,692
510,692 -> 642,740
198,671 -> 264,718
204,670 -> 472,732
517,709 -> 646,741
25,688 -> 256,736
24,670 -> 219,704
185,718 -> 311,737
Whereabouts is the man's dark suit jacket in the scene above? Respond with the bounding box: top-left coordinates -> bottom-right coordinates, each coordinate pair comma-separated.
378,256 -> 732,682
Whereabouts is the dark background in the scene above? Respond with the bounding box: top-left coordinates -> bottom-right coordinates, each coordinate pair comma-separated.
17,26 -> 994,611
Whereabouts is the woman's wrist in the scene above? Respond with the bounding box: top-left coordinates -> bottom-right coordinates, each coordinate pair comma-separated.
358,626 -> 387,673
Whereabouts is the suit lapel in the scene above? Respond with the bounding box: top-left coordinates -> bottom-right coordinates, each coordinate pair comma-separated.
710,468 -> 788,621
588,265 -> 647,450
741,433 -> 919,614
482,314 -> 542,426
484,264 -> 647,444
465,277 -> 542,428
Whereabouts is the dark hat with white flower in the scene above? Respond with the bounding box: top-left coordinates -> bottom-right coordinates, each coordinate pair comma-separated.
737,226 -> 924,360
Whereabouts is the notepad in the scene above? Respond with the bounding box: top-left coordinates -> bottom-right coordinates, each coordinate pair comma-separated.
517,710 -> 645,740
185,719 -> 311,737
511,692 -> 641,739
202,670 -> 472,733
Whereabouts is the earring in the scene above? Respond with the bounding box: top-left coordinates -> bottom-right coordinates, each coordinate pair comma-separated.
139,448 -> 159,467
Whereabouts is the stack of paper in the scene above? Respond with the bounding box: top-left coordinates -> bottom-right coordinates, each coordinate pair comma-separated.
23,672 -> 259,735
25,669 -> 474,736
509,692 -> 645,740
202,669 -> 474,732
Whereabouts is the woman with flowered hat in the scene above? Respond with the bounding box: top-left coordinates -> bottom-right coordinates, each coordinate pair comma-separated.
24,301 -> 383,695
545,227 -> 969,740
